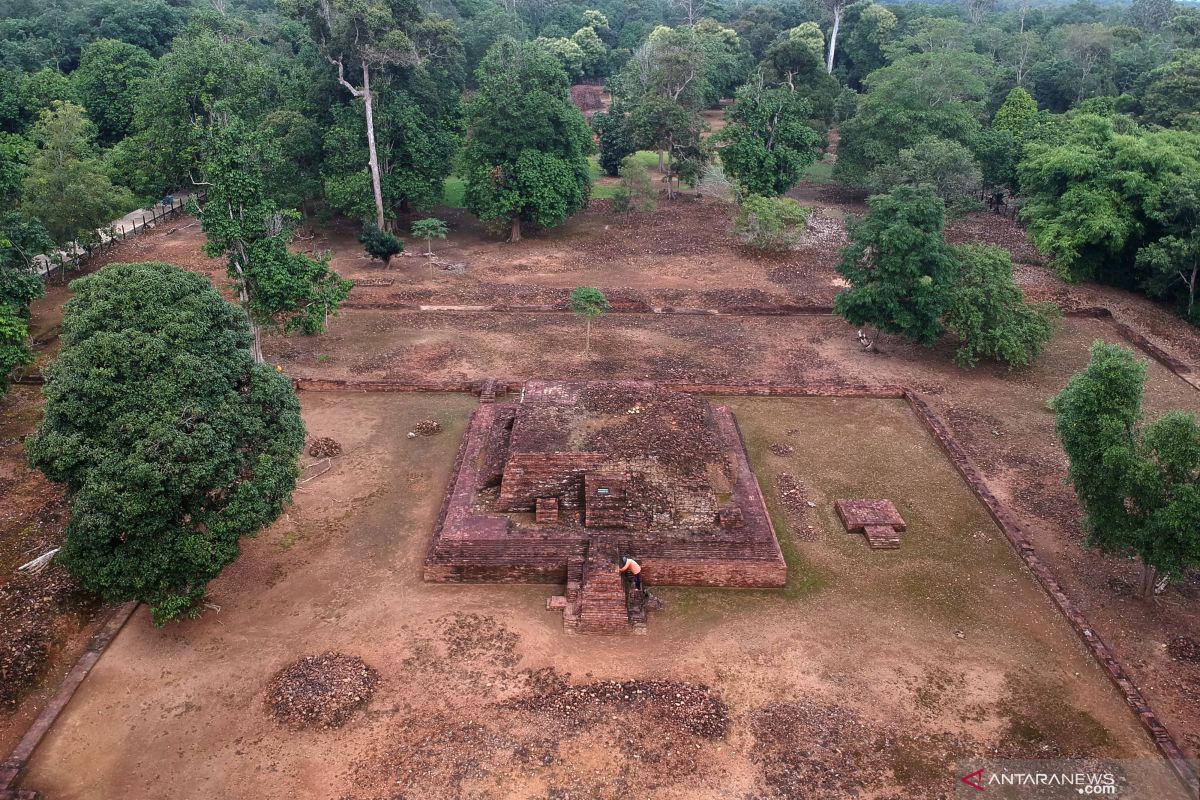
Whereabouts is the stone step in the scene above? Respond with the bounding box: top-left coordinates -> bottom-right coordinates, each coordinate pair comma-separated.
863,525 -> 901,549
574,538 -> 631,635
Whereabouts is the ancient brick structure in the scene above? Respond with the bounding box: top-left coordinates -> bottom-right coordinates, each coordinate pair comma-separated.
835,499 -> 905,549
425,381 -> 787,634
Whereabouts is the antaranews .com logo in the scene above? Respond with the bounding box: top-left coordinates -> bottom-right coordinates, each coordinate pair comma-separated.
954,759 -> 1193,799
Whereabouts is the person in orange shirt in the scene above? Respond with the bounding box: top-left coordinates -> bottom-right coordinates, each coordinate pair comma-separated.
618,555 -> 642,591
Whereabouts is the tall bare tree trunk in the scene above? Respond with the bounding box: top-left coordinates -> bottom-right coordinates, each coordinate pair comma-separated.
666,147 -> 675,200
509,215 -> 522,243
361,63 -> 386,232
1139,561 -> 1158,599
826,6 -> 842,74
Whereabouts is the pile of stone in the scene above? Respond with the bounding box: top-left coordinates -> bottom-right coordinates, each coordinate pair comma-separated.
507,678 -> 729,739
265,652 -> 379,729
308,437 -> 342,458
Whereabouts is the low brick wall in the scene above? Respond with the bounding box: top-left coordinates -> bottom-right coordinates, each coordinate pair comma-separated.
904,389 -> 1199,798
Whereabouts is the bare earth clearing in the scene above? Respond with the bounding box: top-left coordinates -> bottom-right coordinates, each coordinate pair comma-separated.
3,184 -> 1200,798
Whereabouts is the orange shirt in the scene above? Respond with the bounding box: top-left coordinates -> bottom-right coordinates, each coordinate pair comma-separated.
619,558 -> 641,575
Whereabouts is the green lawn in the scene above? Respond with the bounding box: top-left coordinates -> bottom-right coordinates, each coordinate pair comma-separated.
802,159 -> 836,185
443,149 -> 686,208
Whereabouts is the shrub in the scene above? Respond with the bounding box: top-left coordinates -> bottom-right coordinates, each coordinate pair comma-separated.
358,224 -> 403,265
611,155 -> 657,213
731,195 -> 811,251
867,136 -> 983,215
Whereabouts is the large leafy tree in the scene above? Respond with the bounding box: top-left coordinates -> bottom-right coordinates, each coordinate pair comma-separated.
867,136 -> 982,215
835,49 -> 991,186
716,75 -> 820,197
1141,49 -> 1200,131
70,38 -> 155,145
124,19 -> 278,198
833,186 -> 959,347
944,244 -> 1057,368
21,101 -> 132,246
1018,114 -> 1200,312
25,262 -> 305,623
1052,342 -> 1200,598
194,120 -> 351,362
321,77 -> 461,221
462,38 -> 593,242
281,0 -> 425,231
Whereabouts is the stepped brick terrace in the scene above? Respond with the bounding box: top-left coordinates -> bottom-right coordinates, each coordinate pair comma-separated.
424,381 -> 787,633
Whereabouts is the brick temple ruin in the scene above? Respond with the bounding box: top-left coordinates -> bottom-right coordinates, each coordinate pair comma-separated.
425,381 -> 787,634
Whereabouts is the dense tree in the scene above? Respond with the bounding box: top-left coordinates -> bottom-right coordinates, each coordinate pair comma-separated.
0,212 -> 52,314
194,121 -> 351,361
0,303 -> 31,395
127,20 -> 278,199
592,110 -> 635,177
25,262 -> 305,623
21,101 -> 132,246
360,224 -> 404,266
834,186 -> 958,347
835,50 -> 991,186
1052,342 -> 1200,598
716,76 -> 820,196
944,244 -> 1056,368
628,93 -> 705,199
70,39 -> 155,145
1018,114 -> 1200,320
839,2 -> 896,84
1141,50 -> 1200,131
282,0 -> 427,230
867,136 -> 982,215
461,38 -> 593,241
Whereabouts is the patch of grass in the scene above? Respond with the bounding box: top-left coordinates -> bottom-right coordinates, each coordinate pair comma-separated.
441,176 -> 466,208
802,159 -> 836,185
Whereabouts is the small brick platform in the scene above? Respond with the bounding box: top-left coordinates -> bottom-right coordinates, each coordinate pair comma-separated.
836,499 -> 905,550
425,381 -> 787,634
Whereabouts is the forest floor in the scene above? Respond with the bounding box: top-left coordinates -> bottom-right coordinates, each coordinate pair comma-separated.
3,182 -> 1200,798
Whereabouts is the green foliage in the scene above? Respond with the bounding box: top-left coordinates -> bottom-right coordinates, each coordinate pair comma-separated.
568,285 -> 608,351
628,94 -> 705,199
1141,50 -> 1200,131
944,245 -> 1058,369
0,211 -> 51,314
25,262 -> 305,623
835,50 -> 991,186
195,120 -> 351,346
359,225 -> 403,264
0,303 -> 32,396
128,19 -> 279,198
593,111 -> 635,177
610,155 -> 657,213
731,194 -> 810,251
569,286 -> 609,319
716,77 -> 820,197
21,101 -> 133,246
992,87 -> 1039,137
1017,114 -> 1200,314
535,36 -> 586,81
833,186 -> 958,346
867,136 -> 983,215
1052,342 -> 1200,588
411,217 -> 448,255
70,39 -> 155,145
462,38 -> 593,240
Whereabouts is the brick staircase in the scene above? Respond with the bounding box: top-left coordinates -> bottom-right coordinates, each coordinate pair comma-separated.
479,377 -> 497,403
863,525 -> 901,549
562,537 -> 640,635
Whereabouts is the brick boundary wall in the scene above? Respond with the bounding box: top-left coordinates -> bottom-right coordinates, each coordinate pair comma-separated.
0,601 -> 138,799
903,389 -> 1199,798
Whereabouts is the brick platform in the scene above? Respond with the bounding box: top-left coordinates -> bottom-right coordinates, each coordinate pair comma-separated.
836,499 -> 905,550
424,381 -> 787,633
